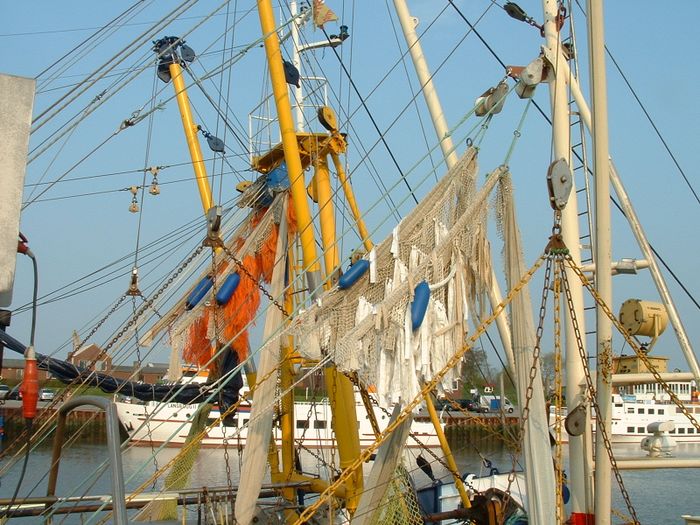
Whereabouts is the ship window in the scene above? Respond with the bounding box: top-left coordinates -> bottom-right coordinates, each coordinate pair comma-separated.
296,420 -> 309,429
648,409 -> 655,414
637,408 -> 644,414
670,429 -> 676,434
689,428 -> 695,434
207,418 -> 217,426
677,407 -> 684,414
615,403 -> 623,408
627,427 -> 635,433
638,427 -> 645,433
658,409 -> 665,415
313,420 -> 327,429
242,419 -> 249,426
627,408 -> 634,414
695,408 -> 700,414
678,428 -> 686,434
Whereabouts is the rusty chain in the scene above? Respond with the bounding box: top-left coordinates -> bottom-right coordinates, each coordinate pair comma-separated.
503,252 -> 553,513
558,254 -> 640,525
221,244 -> 289,317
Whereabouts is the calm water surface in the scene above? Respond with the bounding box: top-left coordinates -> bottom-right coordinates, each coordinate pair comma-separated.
1,435 -> 698,524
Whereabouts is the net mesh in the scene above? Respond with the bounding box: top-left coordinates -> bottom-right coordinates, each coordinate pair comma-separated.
288,149 -> 502,406
371,464 -> 424,525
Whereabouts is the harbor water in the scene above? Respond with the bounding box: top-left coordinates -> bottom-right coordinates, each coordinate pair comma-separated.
1,433 -> 698,524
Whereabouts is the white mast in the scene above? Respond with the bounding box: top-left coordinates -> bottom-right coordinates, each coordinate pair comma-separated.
394,3 -> 558,522
541,0 -> 594,519
290,1 -> 305,131
392,0 -> 458,168
587,0 -> 613,522
543,51 -> 700,384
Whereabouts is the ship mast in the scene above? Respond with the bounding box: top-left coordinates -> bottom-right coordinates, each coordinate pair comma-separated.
587,0 -> 613,522
540,0 -> 595,520
255,0 -> 363,516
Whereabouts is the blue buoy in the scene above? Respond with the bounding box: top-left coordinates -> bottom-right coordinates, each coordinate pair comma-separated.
338,259 -> 370,290
186,276 -> 214,310
410,281 -> 430,331
215,273 -> 241,305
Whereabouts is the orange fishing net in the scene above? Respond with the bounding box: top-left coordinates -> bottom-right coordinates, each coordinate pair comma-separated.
183,195 -> 297,366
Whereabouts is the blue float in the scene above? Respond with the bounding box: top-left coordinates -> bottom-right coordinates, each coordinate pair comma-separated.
185,276 -> 214,310
338,259 -> 370,290
215,273 -> 241,305
410,281 -> 430,331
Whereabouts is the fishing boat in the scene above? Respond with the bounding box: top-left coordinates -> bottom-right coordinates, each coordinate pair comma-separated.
114,370 -> 444,448
1,1 -> 700,524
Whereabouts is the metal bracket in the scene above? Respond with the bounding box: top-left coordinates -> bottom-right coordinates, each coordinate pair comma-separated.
204,206 -> 224,248
126,267 -> 141,296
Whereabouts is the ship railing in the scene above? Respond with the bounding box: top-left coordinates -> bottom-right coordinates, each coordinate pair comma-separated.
247,75 -> 330,165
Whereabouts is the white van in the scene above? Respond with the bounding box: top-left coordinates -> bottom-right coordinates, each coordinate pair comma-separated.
479,395 -> 515,413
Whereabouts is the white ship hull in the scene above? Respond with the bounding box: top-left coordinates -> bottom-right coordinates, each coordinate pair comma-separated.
116,398 -> 443,448
551,394 -> 700,444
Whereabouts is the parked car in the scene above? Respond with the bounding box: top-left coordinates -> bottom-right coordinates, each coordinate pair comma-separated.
39,388 -> 56,401
436,397 -> 480,412
7,386 -> 22,400
0,385 -> 9,400
478,395 -> 515,414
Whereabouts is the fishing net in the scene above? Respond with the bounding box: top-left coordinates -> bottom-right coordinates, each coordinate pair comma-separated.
496,171 -> 556,521
287,148 -> 501,407
134,405 -> 212,521
371,464 -> 424,525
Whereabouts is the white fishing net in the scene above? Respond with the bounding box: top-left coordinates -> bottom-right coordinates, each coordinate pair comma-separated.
289,149 -> 503,408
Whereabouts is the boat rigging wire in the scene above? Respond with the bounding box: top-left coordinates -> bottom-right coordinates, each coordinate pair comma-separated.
25,5 -> 269,207
133,69 -> 160,271
448,0 -> 700,315
214,0 -> 238,205
24,170 -> 237,205
23,155 -> 245,189
35,0 -> 150,86
383,0 -> 440,183
320,25 -> 418,205
569,0 -> 700,208
31,0 -> 199,132
28,0 -> 242,169
185,64 -> 250,153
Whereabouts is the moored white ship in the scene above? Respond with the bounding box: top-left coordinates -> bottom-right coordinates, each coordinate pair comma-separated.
551,373 -> 700,444
116,395 -> 443,448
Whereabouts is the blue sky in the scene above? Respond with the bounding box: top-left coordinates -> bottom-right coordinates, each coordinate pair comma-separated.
3,1 -> 699,376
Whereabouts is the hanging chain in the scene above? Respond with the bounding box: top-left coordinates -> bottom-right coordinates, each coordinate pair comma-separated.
558,256 -> 641,525
565,256 -> 700,433
222,424 -> 235,505
221,244 -> 288,316
132,295 -> 159,486
553,263 -> 564,523
75,294 -> 128,350
98,245 -> 207,358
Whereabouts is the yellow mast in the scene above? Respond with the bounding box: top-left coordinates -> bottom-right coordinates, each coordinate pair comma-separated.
169,61 -> 213,213
256,0 -> 363,514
